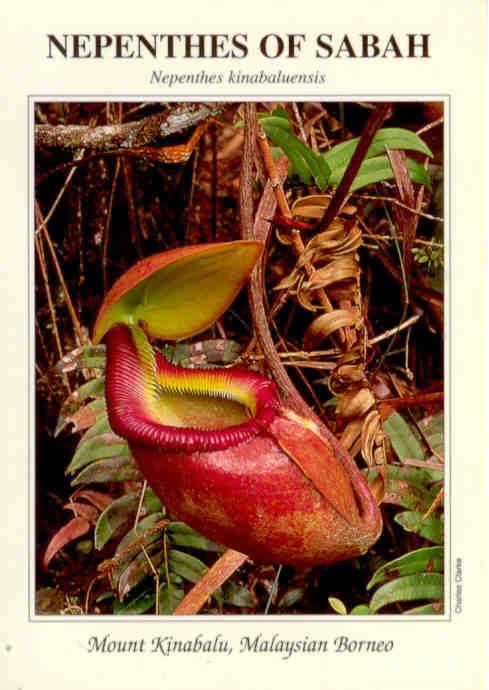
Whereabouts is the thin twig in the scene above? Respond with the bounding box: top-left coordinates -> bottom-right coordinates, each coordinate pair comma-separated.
417,116 -> 443,136
35,151 -> 84,236
102,158 -> 121,293
368,313 -> 421,345
404,458 -> 444,471
264,564 -> 283,614
141,543 -> 160,616
122,159 -> 143,256
34,230 -> 69,391
84,574 -> 105,614
353,193 -> 443,222
133,481 -> 148,530
423,487 -> 444,519
35,201 -> 83,345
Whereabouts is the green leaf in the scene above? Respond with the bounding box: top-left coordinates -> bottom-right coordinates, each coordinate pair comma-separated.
257,113 -> 294,132
328,596 -> 347,615
328,156 -> 430,192
159,583 -> 184,614
66,433 -> 129,475
114,590 -> 155,615
167,522 -> 222,552
419,411 -> 444,460
95,591 -> 114,604
71,456 -> 142,486
383,412 -> 425,462
277,588 -> 305,609
223,581 -> 256,608
262,124 -> 314,186
143,488 -> 163,514
368,127 -> 433,157
369,573 -> 443,613
368,465 -> 442,511
116,512 -> 166,557
94,494 -> 140,550
117,544 -> 163,599
212,587 -> 224,608
350,604 -> 371,615
322,127 -> 433,172
168,549 -> 208,584
112,513 -> 166,589
394,511 -> 444,544
261,122 -> 330,190
367,546 -> 443,590
235,110 -> 293,132
78,412 -> 112,443
388,464 -> 442,489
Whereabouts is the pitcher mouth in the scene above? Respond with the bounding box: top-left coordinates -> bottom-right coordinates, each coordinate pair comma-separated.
105,324 -> 280,453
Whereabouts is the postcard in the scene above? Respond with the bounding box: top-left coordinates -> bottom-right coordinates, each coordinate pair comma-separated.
1,1 -> 487,689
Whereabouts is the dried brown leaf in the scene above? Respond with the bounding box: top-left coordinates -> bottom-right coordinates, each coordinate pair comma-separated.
306,227 -> 363,258
305,256 -> 359,290
333,363 -> 366,384
336,388 -> 375,419
68,401 -> 106,433
361,409 -> 383,467
303,309 -> 359,349
368,471 -> 386,504
340,418 -> 364,453
291,194 -> 330,219
273,266 -> 301,291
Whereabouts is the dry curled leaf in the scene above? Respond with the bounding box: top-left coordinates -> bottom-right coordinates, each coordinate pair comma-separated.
333,363 -> 366,385
291,194 -> 357,219
361,409 -> 384,467
340,418 -> 364,453
336,387 -> 375,419
303,309 -> 359,349
304,256 -> 359,290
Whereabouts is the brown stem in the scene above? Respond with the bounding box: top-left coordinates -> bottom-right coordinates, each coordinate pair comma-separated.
378,391 -> 443,417
317,103 -> 392,233
35,103 -> 225,150
239,103 -> 257,238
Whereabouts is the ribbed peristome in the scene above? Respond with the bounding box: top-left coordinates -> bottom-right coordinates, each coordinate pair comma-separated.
104,324 -> 280,453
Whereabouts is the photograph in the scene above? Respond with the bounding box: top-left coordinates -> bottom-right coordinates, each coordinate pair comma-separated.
34,99 -> 445,617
